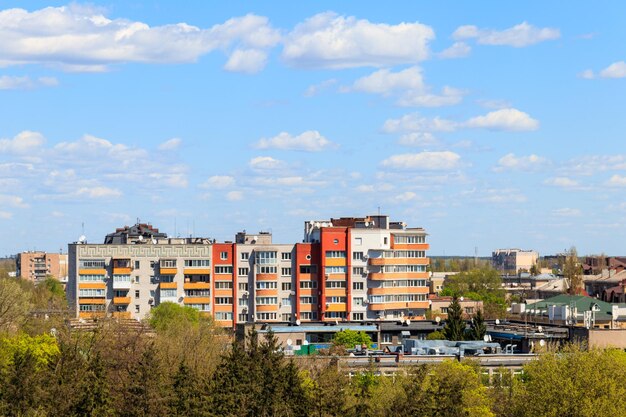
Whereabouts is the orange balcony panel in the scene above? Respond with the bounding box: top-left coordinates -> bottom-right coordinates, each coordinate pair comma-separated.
299,305 -> 317,312
298,288 -> 315,296
325,288 -> 347,297
79,282 -> 106,290
160,282 -> 177,289
299,273 -> 313,280
390,243 -> 430,251
255,289 -> 278,297
325,303 -> 347,312
368,301 -> 430,310
256,304 -> 279,312
160,268 -> 178,275
368,258 -> 387,266
79,269 -> 106,275
324,273 -> 347,280
183,297 -> 211,304
113,297 -> 131,304
214,305 -> 233,312
215,320 -> 234,326
183,268 -> 211,275
79,298 -> 106,305
79,311 -> 106,318
112,311 -> 131,319
369,258 -> 429,266
368,272 -> 429,280
369,287 -> 415,295
113,267 -> 131,275
325,258 -> 347,267
256,273 -> 278,281
183,282 -> 211,290
214,289 -> 233,297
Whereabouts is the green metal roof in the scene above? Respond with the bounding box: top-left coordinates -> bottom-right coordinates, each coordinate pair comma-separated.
526,294 -> 613,315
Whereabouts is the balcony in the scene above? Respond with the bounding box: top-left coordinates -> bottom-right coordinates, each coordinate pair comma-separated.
183,282 -> 210,290
160,282 -> 177,289
183,268 -> 211,275
369,257 -> 429,266
113,297 -> 131,305
79,268 -> 106,276
112,311 -> 131,319
159,268 -> 177,275
368,301 -> 430,310
183,297 -> 211,304
368,272 -> 429,280
112,277 -> 132,290
78,298 -> 106,304
78,282 -> 106,290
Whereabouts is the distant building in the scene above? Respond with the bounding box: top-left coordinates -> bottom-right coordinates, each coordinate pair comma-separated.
492,249 -> 538,273
16,251 -> 68,283
429,295 -> 483,319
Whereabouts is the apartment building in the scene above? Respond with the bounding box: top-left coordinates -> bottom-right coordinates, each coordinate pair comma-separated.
68,215 -> 430,326
16,251 -> 68,283
492,248 -> 538,273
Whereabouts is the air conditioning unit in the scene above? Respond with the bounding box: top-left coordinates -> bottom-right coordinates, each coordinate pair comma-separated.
242,291 -> 249,297
148,298 -> 154,305
325,303 -> 330,308
242,306 -> 248,312
363,254 -> 369,260
325,273 -> 330,279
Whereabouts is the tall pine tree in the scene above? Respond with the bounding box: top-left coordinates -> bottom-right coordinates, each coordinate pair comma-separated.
443,296 -> 466,341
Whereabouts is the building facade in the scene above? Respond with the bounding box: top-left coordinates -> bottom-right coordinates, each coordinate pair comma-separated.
492,248 -> 538,273
16,251 -> 68,283
67,215 -> 430,326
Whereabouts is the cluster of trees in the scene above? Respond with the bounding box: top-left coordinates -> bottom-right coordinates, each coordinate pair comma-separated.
431,257 -> 492,272
440,268 -> 507,319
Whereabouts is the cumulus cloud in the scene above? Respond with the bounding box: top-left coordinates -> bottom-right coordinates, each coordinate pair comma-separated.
553,208 -> 581,217
382,113 -> 457,134
600,61 -> 626,79
495,153 -> 549,172
397,132 -> 440,147
304,79 -> 337,97
158,137 -> 182,151
607,174 -> 626,187
249,156 -> 285,170
579,69 -> 595,79
0,6 -> 280,72
347,66 -> 465,107
200,175 -> 235,189
464,108 -> 539,131
381,151 -> 461,170
437,42 -> 471,59
0,75 -> 58,90
223,48 -> 268,74
76,186 -> 122,199
0,194 -> 29,208
453,21 -> 560,47
226,191 -> 243,201
544,177 -> 579,188
0,131 -> 45,154
282,12 -> 434,68
255,130 -> 335,151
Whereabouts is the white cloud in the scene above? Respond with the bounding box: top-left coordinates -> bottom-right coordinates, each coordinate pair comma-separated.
304,79 -> 337,97
0,131 -> 45,154
282,12 -> 434,68
76,186 -> 122,199
0,211 -> 12,219
200,175 -> 235,189
600,61 -> 626,79
607,174 -> 626,187
453,22 -> 560,47
544,177 -> 579,188
255,130 -> 335,152
226,191 -> 243,201
562,155 -> 626,176
464,108 -> 539,131
0,6 -> 280,72
249,156 -> 285,170
158,137 -> 182,151
223,48 -> 268,74
0,75 -> 59,90
0,194 -> 28,208
553,208 -> 581,217
393,191 -> 417,202
579,69 -> 595,79
397,132 -> 440,147
397,86 -> 465,107
495,153 -> 549,172
381,151 -> 461,170
438,42 -> 471,59
477,189 -> 527,204
382,113 -> 457,134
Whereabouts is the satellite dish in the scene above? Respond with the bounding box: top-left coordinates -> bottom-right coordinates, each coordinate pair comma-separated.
495,319 -> 500,325
152,237 -> 157,244
435,316 -> 441,324
537,326 -> 543,333
286,339 -> 293,346
483,335 -> 490,342
295,319 -> 301,326
78,235 -> 86,243
405,319 -> 411,326
303,340 -> 309,345
138,235 -> 144,241
459,296 -> 464,302
539,339 -> 546,347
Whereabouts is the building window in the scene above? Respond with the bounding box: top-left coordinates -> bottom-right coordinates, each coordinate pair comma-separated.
238,267 -> 249,276
281,252 -> 292,260
257,265 -> 277,274
465,307 -> 475,314
215,281 -> 233,289
299,265 -> 317,274
79,289 -> 105,297
256,251 -> 277,264
325,312 -> 347,319
354,237 -> 362,246
325,266 -> 347,274
135,305 -> 140,313
352,267 -> 364,276
238,298 -> 248,306
256,281 -> 277,290
281,267 -> 291,276
215,266 -> 233,274
353,297 -> 364,306
215,297 -> 233,305
255,297 -> 277,305
325,251 -> 346,258
305,254 -> 311,260
300,312 -> 317,320
326,281 -> 347,288
352,313 -> 364,321
215,312 -> 233,320
135,290 -> 140,299
238,283 -> 248,291
352,252 -> 364,261
281,313 -> 291,321
160,259 -> 177,268
184,259 -> 210,267
325,296 -> 346,304
382,333 -> 392,344
299,296 -> 317,304
440,307 -> 448,314
134,276 -> 140,284
384,237 -> 388,245
238,313 -> 248,322
241,252 -> 249,260
282,282 -> 292,291
353,282 -> 364,290
160,289 -> 176,298
256,313 -> 277,321
220,252 -> 228,260
281,298 -> 291,306
134,260 -> 140,269
300,281 -> 317,289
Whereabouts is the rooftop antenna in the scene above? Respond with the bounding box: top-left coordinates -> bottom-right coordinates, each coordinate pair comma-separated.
174,218 -> 177,238
377,206 -> 381,216
474,246 -> 478,266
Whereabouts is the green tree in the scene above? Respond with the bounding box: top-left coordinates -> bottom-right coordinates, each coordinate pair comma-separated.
443,297 -> 466,341
467,309 -> 486,341
0,278 -> 32,333
332,329 -> 372,349
441,268 -> 506,319
426,330 -> 446,340
148,302 -> 203,332
304,358 -> 350,417
563,247 -> 583,295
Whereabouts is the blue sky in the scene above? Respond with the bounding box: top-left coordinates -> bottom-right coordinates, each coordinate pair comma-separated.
1,1 -> 626,256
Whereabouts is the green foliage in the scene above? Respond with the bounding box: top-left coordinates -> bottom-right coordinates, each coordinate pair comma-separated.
0,278 -> 32,333
563,247 -> 583,295
468,309 -> 487,341
441,268 -> 506,319
332,329 -> 373,349
426,330 -> 446,340
443,296 -> 466,341
148,302 -> 203,332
